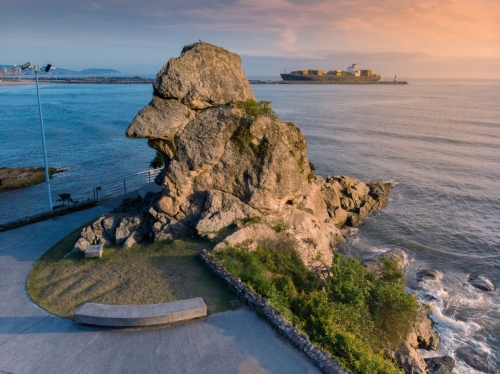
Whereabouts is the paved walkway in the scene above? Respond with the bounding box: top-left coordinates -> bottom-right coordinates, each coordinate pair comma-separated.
0,198 -> 319,374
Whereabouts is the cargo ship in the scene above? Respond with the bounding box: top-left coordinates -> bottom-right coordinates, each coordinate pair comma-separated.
280,63 -> 381,83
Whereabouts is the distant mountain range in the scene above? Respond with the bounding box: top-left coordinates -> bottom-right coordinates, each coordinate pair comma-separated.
0,65 -> 121,75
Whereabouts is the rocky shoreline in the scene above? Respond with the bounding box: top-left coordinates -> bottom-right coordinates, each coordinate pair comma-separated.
0,166 -> 61,191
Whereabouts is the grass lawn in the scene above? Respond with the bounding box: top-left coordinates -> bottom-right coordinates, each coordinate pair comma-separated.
27,223 -> 237,319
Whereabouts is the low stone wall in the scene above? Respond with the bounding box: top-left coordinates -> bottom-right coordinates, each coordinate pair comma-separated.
197,249 -> 351,374
0,200 -> 97,232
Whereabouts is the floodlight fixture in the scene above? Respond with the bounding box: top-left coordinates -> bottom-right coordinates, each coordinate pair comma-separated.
22,62 -> 30,70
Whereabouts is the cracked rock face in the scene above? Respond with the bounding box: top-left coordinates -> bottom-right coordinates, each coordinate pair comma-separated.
153,42 -> 255,109
75,42 -> 391,266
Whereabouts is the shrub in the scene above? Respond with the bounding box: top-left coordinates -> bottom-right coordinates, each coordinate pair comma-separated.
237,99 -> 277,119
150,151 -> 164,169
214,244 -> 417,374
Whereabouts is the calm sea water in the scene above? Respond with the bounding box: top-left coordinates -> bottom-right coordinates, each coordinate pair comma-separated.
1,80 -> 499,371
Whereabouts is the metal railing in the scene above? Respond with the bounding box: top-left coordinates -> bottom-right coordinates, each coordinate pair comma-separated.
93,168 -> 162,202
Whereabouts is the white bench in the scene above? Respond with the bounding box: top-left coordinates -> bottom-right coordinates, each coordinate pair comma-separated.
74,297 -> 207,327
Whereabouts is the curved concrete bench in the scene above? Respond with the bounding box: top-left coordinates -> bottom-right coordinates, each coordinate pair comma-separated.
74,297 -> 207,327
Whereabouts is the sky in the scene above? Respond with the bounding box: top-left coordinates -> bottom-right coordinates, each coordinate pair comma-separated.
1,0 -> 499,78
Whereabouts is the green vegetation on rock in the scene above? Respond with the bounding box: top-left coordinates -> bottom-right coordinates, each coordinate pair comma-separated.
236,99 -> 277,120
150,151 -> 164,169
214,239 -> 418,374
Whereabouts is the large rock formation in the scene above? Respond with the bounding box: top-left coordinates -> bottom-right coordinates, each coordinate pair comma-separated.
74,42 -> 391,267
126,42 -> 390,265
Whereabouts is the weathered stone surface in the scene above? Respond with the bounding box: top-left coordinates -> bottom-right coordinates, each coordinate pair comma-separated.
424,356 -> 455,374
388,341 -> 427,374
153,42 -> 255,109
406,307 -> 439,350
126,98 -> 195,140
115,216 -> 141,245
467,273 -> 495,291
196,190 -> 261,238
73,237 -> 89,253
123,230 -> 143,249
416,268 -> 442,282
456,346 -> 493,373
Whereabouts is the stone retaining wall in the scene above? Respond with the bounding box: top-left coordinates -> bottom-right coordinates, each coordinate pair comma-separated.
197,249 -> 351,374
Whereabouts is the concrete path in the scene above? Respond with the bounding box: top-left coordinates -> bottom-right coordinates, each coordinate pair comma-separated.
0,199 -> 319,374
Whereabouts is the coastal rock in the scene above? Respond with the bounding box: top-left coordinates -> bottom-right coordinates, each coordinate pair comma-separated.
362,249 -> 407,279
0,166 -> 61,191
126,98 -> 195,140
416,268 -> 442,282
153,42 -> 255,109
467,274 -> 495,292
196,190 -> 261,239
406,307 -> 439,350
388,341 -> 427,374
424,356 -> 455,374
121,42 -> 395,265
456,346 -> 492,373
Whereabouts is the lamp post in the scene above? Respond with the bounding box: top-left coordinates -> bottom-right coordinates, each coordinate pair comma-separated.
21,62 -> 55,211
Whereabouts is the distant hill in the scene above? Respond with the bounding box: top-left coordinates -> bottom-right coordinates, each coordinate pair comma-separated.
80,69 -> 121,75
0,65 -> 121,75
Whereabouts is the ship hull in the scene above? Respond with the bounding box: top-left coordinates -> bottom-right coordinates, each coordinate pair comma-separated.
280,74 -> 381,83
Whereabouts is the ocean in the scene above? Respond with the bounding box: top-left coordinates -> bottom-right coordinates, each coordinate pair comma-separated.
1,79 -> 499,371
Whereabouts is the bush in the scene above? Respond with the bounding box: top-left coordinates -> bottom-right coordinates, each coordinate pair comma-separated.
237,99 -> 277,119
150,151 -> 164,169
214,244 -> 417,374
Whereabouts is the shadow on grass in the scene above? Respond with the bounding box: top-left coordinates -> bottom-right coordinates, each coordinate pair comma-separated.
27,222 -> 237,320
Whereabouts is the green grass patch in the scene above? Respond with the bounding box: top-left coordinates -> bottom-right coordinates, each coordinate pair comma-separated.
214,239 -> 417,374
27,224 -> 236,319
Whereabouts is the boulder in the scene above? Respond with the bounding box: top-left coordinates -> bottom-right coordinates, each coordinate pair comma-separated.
73,237 -> 90,253
115,216 -> 142,245
362,249 -> 407,279
406,307 -> 439,350
153,42 -> 255,109
388,341 -> 427,374
126,98 -> 195,140
123,230 -> 143,249
467,274 -> 495,291
456,346 -> 492,373
424,356 -> 455,374
416,268 -> 442,282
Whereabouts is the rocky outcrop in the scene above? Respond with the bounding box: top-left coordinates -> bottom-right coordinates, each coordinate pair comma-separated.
69,214 -> 144,255
0,166 -> 61,191
424,356 -> 455,374
152,42 -> 255,109
115,42 -> 392,266
387,341 -> 427,374
467,273 -> 495,291
361,249 -> 407,279
75,42 -> 391,267
456,346 -> 493,373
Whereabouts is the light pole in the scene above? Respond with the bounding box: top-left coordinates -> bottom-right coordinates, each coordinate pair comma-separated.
21,62 -> 55,211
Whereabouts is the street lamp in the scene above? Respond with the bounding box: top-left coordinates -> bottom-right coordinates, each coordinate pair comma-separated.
21,62 -> 56,211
